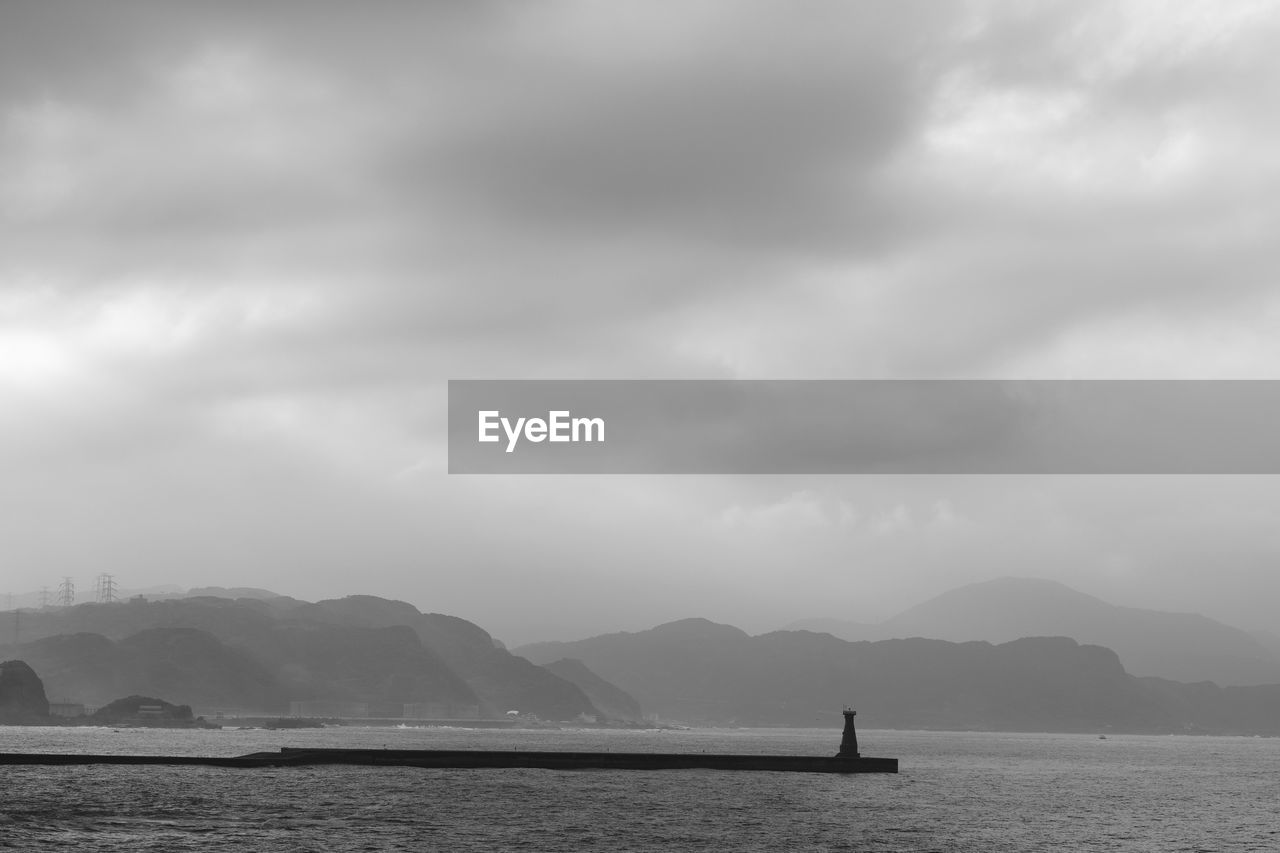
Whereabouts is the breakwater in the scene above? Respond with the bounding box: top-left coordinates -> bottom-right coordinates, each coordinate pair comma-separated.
0,708 -> 897,773
0,746 -> 896,773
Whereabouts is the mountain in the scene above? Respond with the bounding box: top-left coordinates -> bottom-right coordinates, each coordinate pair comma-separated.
783,617 -> 889,642
522,619 -> 751,722
1247,628 -> 1280,658
17,628 -> 285,710
0,595 -> 597,720
1,585 -> 276,610
186,587 -> 283,600
92,695 -> 198,724
303,596 -> 598,720
516,619 -> 1280,733
0,659 -> 50,723
787,578 -> 1280,686
542,658 -> 644,721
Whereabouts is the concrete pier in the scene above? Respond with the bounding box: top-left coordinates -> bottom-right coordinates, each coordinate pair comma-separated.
0,710 -> 897,773
0,746 -> 897,773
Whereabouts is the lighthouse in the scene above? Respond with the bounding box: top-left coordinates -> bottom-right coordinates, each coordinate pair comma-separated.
837,707 -> 860,758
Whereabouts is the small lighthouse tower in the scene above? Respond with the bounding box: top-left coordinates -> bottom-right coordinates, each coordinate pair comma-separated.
837,707 -> 860,758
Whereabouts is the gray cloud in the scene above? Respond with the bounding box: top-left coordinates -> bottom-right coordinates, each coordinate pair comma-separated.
3,1 -> 1280,641
400,26 -> 927,251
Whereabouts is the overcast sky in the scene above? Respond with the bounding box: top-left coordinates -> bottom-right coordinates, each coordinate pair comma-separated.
4,1 -> 1280,644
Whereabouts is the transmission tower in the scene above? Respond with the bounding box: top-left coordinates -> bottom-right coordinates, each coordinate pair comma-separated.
95,573 -> 118,603
39,587 -> 51,609
57,576 -> 75,607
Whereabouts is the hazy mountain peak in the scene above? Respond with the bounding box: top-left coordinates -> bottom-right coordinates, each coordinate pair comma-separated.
648,618 -> 750,640
879,577 -> 1279,685
886,577 -> 1110,628
782,577 -> 1280,685
186,587 -> 283,601
312,595 -> 425,625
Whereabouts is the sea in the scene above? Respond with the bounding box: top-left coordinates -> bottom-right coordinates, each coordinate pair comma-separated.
2,725 -> 1277,851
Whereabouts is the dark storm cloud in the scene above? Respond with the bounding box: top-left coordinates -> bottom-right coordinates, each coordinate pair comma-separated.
0,1 -> 485,98
2,2 -> 960,303
5,0 -> 1277,362
392,9 -> 939,252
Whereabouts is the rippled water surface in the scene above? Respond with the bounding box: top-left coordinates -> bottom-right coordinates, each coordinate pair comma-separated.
3,726 -> 1278,851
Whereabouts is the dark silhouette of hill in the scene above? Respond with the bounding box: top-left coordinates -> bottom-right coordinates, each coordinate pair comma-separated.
786,578 -> 1280,686
92,694 -> 196,724
517,619 -> 1280,733
0,659 -> 50,723
542,658 -> 643,721
0,595 -> 596,720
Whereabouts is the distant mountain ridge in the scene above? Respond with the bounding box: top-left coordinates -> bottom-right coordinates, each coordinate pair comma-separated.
0,595 -> 619,721
2,585 -> 278,610
543,659 -> 643,721
516,618 -> 1280,734
785,578 -> 1280,686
